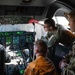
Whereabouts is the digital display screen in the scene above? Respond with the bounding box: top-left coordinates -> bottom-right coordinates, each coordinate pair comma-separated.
16,31 -> 25,35
1,37 -> 6,46
16,52 -> 22,56
19,36 -> 26,49
13,36 -> 19,44
26,35 -> 32,42
20,70 -> 24,75
6,36 -> 12,45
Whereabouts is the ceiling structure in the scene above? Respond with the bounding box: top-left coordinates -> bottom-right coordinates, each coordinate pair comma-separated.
0,0 -> 74,8
0,0 -> 74,24
57,0 -> 75,9
0,0 -> 56,6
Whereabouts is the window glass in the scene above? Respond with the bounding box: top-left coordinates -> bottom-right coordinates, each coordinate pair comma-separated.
53,16 -> 70,29
0,24 -> 34,32
0,23 -> 46,40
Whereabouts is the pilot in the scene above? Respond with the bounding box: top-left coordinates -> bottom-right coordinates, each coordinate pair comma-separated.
42,18 -> 75,75
43,18 -> 75,48
24,39 -> 57,75
42,18 -> 75,60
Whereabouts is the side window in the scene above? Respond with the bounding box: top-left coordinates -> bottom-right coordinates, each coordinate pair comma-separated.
53,16 -> 70,29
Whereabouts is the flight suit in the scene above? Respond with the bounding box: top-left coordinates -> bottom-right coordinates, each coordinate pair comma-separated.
24,56 -> 57,75
45,25 -> 75,48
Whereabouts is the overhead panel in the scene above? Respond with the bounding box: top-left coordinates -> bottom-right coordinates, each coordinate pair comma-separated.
0,0 -> 56,24
0,5 -> 45,24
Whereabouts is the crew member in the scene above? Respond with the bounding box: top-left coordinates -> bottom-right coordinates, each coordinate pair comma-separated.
24,39 -> 57,75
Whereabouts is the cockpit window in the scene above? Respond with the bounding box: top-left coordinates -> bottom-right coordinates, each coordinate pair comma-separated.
53,16 -> 70,29
0,24 -> 34,32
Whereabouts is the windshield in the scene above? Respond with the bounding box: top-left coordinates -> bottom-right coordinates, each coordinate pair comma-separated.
0,23 -> 45,40
0,24 -> 34,32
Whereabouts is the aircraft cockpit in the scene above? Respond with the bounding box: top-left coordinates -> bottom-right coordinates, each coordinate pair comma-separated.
0,7 -> 37,74
0,31 -> 35,75
0,0 -> 75,75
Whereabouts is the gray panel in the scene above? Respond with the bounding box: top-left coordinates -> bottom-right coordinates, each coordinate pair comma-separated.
0,0 -> 56,6
0,0 -> 22,5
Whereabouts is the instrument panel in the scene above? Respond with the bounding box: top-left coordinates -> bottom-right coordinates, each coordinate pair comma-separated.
0,31 -> 36,75
0,31 -> 35,49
